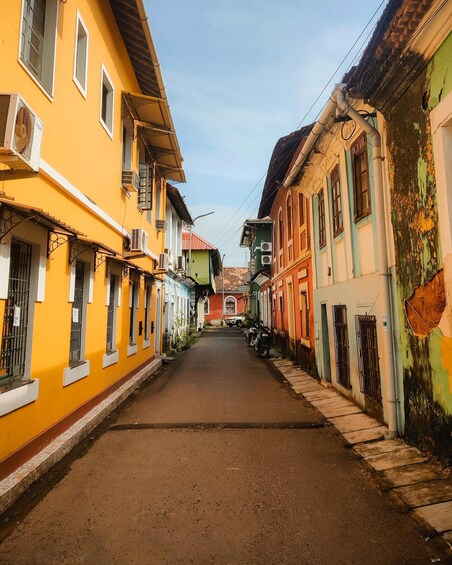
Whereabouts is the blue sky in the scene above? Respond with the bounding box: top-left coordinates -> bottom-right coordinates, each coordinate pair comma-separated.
146,0 -> 386,266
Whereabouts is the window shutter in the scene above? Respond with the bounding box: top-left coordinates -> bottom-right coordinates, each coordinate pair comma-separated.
138,163 -> 152,210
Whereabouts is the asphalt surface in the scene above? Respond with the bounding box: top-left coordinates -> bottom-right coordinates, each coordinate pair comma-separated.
0,328 -> 447,564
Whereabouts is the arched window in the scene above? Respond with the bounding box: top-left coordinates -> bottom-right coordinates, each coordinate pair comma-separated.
204,298 -> 210,314
224,296 -> 237,315
287,193 -> 293,240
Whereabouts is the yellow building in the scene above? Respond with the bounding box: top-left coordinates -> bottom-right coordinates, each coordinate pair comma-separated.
0,0 -> 184,479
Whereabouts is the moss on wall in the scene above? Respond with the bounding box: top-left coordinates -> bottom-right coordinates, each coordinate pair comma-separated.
384,37 -> 452,461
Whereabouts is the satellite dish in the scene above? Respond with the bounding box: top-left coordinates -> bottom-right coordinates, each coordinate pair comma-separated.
14,105 -> 33,156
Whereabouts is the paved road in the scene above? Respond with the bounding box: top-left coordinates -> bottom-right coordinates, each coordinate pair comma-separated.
0,328 -> 447,564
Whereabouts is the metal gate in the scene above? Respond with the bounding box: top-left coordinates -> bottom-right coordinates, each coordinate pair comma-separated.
333,305 -> 350,388
0,239 -> 32,387
69,261 -> 85,366
356,315 -> 381,401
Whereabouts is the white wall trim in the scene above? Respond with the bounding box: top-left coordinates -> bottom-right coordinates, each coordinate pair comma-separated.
127,343 -> 138,356
63,361 -> 90,387
39,160 -> 158,261
0,379 -> 39,417
102,350 -> 119,368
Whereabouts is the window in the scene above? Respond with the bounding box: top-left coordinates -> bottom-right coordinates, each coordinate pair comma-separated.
100,65 -> 114,137
106,274 -> 117,354
122,123 -> 133,171
225,296 -> 236,315
287,194 -> 293,262
356,315 -> 381,401
333,306 -> 350,388
144,282 -> 152,346
352,134 -> 371,220
138,162 -> 153,211
299,192 -> 308,252
330,166 -> 343,237
20,0 -> 58,96
204,298 -> 209,315
318,189 -> 326,248
69,261 -> 87,367
155,172 -> 163,221
73,12 -> 88,96
300,289 -> 310,339
278,208 -> 284,269
0,239 -> 32,387
129,279 -> 138,347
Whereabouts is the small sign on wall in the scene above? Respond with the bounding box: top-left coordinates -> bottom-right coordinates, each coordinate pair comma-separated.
13,306 -> 21,327
72,308 -> 80,323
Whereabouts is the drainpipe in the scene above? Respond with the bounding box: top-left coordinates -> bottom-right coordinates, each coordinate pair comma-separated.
284,85 -> 398,438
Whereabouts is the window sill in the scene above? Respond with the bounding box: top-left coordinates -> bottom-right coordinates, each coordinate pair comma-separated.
63,361 -> 90,387
143,338 -> 150,350
127,343 -> 138,357
102,350 -> 119,368
0,379 -> 39,417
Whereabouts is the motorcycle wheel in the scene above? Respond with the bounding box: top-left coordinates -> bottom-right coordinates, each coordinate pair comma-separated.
257,344 -> 270,358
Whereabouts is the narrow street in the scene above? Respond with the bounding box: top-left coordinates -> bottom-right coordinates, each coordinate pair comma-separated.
0,328 -> 446,564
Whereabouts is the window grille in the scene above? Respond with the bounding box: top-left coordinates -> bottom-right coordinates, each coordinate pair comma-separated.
21,0 -> 46,79
129,280 -> 137,345
352,134 -> 371,220
356,315 -> 381,401
0,240 -> 32,387
331,166 -> 343,237
106,275 -> 116,353
333,305 -> 350,388
69,261 -> 85,366
138,163 -> 153,210
144,284 -> 152,339
318,189 -> 326,248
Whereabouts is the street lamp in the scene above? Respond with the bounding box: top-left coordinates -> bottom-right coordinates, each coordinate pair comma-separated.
188,211 -> 215,276
221,253 -> 226,325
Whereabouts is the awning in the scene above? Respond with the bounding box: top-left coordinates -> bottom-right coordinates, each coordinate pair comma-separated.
123,92 -> 186,183
107,256 -> 155,281
251,270 -> 271,287
69,238 -> 119,272
0,197 -> 85,242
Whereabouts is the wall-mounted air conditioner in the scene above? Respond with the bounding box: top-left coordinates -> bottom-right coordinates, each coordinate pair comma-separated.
130,228 -> 148,252
176,255 -> 185,272
260,241 -> 272,253
156,219 -> 166,232
158,252 -> 169,270
262,254 -> 272,265
122,170 -> 139,192
0,93 -> 43,172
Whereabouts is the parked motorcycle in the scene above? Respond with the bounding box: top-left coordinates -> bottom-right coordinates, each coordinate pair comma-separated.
246,323 -> 258,347
254,324 -> 271,358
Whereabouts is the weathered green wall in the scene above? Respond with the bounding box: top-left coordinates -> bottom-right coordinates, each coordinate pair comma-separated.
385,33 -> 452,461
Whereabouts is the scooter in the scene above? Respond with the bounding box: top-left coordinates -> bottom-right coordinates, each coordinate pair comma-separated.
246,323 -> 258,347
254,324 -> 271,358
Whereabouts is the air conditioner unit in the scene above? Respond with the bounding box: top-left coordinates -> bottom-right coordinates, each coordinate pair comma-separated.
262,254 -> 272,265
130,228 -> 148,253
158,252 -> 169,270
261,242 -> 272,253
156,219 -> 166,232
122,170 -> 139,192
176,255 -> 185,272
0,93 -> 43,172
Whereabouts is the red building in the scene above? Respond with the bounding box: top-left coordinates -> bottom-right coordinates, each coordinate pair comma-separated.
205,267 -> 248,325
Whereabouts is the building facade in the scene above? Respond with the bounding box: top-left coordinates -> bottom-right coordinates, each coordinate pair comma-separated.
0,0 -> 184,477
205,267 -> 248,325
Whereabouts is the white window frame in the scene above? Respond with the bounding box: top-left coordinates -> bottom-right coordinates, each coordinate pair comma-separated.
0,223 -> 47,416
100,64 -> 114,138
103,269 -> 121,368
224,295 -> 237,315
204,297 -> 210,315
73,10 -> 89,98
127,278 -> 139,356
143,281 -> 152,349
63,252 -> 93,386
18,0 -> 59,99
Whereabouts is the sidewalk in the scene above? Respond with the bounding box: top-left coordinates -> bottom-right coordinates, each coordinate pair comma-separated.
0,357 -> 162,515
271,358 -> 452,550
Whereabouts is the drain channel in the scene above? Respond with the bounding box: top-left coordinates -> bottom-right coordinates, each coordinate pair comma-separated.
110,422 -> 324,431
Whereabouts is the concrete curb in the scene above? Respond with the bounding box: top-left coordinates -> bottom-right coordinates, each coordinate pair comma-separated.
0,358 -> 162,515
271,358 -> 452,551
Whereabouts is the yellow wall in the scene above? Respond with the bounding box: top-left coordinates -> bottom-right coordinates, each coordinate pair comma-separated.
0,1 -> 170,464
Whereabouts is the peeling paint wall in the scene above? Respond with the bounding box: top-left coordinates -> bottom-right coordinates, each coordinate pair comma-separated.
385,33 -> 452,461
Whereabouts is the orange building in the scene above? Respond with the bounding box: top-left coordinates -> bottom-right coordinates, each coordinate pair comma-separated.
258,127 -> 316,372
205,267 -> 247,325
